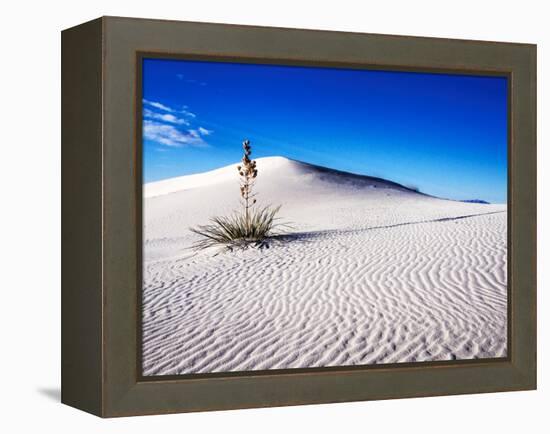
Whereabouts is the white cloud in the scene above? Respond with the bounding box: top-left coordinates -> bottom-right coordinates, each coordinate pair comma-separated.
143,120 -> 208,148
143,99 -> 197,118
143,99 -> 174,113
143,108 -> 189,125
188,129 -> 200,138
181,109 -> 196,118
188,127 -> 214,139
198,127 -> 212,136
141,99 -> 212,147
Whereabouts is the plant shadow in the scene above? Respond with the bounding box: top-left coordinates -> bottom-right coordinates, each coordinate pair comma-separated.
270,230 -> 327,244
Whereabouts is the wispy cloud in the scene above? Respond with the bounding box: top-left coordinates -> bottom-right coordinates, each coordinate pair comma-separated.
143,120 -> 210,147
142,98 -> 213,148
197,127 -> 212,136
143,99 -> 197,118
176,74 -> 207,86
143,99 -> 175,113
182,109 -> 196,118
143,108 -> 189,125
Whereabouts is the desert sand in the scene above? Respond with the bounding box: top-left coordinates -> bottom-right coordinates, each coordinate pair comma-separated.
142,156 -> 507,375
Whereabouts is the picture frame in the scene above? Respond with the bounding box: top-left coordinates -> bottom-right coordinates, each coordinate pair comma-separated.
61,16 -> 536,417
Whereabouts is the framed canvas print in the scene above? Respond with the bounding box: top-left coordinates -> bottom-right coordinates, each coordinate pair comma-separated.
61,16 -> 537,417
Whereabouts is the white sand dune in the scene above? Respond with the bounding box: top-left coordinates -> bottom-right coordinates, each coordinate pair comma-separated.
142,156 -> 507,375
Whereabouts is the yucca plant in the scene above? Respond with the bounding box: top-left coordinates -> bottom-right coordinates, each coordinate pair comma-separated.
190,140 -> 285,250
239,139 -> 258,225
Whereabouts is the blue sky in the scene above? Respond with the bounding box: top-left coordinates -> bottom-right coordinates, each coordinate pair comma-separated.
142,58 -> 508,203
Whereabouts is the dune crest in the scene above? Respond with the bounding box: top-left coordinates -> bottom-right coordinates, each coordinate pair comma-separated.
144,156 -> 423,198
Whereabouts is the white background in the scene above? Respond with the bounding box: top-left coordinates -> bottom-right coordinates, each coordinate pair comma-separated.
0,0 -> 546,432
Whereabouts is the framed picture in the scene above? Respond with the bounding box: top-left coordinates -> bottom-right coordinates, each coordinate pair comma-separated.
61,16 -> 536,417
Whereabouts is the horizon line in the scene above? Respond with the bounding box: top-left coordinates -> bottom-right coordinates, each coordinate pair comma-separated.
143,155 -> 504,205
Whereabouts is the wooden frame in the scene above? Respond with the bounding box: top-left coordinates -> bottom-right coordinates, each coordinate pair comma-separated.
62,16 -> 537,417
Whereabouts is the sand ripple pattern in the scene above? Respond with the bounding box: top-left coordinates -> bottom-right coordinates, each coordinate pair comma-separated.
142,209 -> 507,375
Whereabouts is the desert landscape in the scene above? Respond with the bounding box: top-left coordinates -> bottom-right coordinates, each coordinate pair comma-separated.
142,156 -> 507,376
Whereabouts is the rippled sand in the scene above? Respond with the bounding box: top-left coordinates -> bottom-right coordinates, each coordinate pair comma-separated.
142,157 -> 507,375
